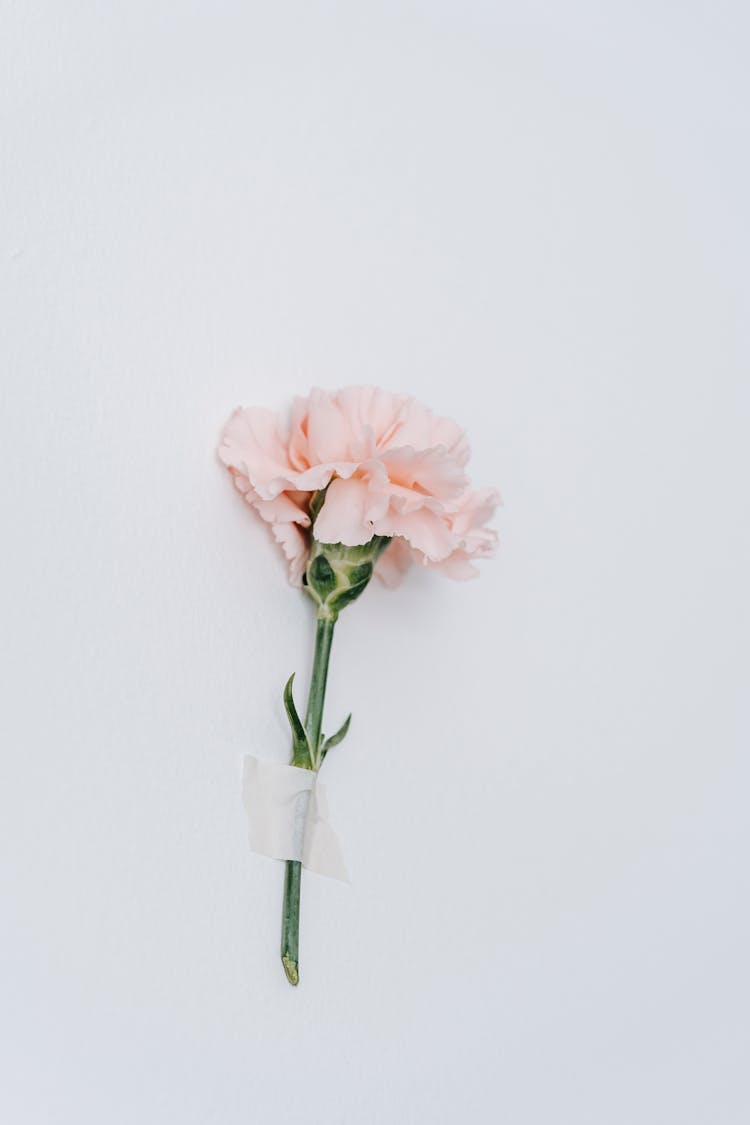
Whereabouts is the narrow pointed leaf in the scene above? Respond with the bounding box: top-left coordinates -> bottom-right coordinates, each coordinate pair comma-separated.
283,674 -> 311,763
321,713 -> 352,757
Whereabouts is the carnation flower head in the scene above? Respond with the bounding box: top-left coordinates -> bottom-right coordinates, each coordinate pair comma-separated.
218,386 -> 499,590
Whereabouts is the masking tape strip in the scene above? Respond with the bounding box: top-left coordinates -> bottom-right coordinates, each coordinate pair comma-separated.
242,755 -> 349,882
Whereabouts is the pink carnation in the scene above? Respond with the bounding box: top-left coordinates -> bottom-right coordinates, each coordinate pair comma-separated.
218,386 -> 499,586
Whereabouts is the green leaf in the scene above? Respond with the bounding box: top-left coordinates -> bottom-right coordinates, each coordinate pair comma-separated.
283,674 -> 312,766
320,713 -> 352,761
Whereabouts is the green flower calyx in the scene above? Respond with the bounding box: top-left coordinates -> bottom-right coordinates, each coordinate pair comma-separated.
303,536 -> 391,621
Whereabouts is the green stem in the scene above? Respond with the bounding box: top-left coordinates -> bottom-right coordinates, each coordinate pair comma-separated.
281,613 -> 336,985
304,614 -> 335,759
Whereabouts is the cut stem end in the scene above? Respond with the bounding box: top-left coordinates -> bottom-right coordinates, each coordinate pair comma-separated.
282,954 -> 299,986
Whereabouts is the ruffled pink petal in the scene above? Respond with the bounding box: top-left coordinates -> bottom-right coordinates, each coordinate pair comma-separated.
381,445 -> 467,502
450,487 -> 501,536
226,466 -> 256,501
373,505 -> 457,562
374,537 -> 415,587
252,491 -> 311,529
430,414 -> 471,466
305,388 -> 356,463
270,520 -> 309,586
287,397 -> 312,472
276,461 -> 355,496
423,487 -> 500,577
219,407 -> 295,497
427,551 -> 481,579
313,477 -> 390,546
335,386 -> 408,455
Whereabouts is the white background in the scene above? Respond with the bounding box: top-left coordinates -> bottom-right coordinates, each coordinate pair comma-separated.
2,3 -> 748,1123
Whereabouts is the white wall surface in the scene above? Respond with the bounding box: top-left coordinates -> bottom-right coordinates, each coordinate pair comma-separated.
2,3 -> 748,1123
